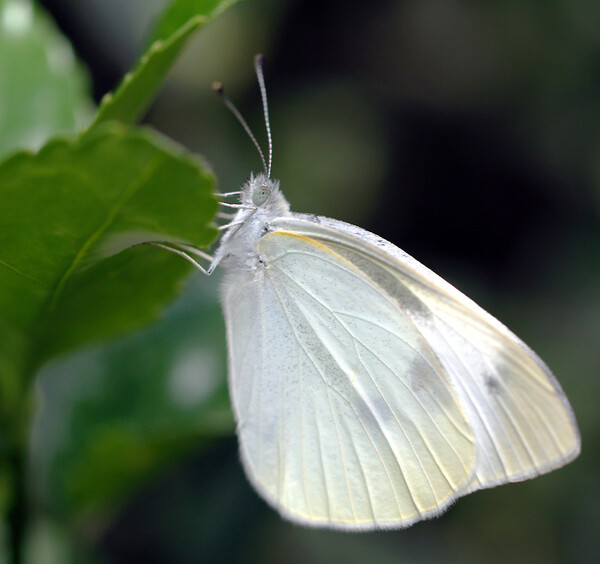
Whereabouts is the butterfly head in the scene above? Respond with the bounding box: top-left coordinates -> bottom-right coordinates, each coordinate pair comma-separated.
251,182 -> 271,206
212,172 -> 289,271
242,172 -> 289,217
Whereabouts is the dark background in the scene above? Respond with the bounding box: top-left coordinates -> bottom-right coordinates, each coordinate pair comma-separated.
33,1 -> 600,563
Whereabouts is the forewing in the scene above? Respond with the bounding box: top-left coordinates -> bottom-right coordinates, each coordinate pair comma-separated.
222,230 -> 474,530
274,215 -> 580,494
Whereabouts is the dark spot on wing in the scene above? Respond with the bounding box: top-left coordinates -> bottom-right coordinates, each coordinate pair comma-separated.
485,375 -> 501,395
393,291 -> 432,321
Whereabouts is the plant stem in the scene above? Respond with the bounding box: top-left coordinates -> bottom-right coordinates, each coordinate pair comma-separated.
2,375 -> 31,564
7,447 -> 26,564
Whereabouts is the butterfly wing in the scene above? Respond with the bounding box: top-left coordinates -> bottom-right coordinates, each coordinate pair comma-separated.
221,214 -> 579,530
276,215 -> 581,494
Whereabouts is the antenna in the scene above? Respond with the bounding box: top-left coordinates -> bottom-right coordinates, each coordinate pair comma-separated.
212,80 -> 268,175
254,54 -> 273,178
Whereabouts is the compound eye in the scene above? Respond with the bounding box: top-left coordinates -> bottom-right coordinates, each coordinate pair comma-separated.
252,185 -> 271,206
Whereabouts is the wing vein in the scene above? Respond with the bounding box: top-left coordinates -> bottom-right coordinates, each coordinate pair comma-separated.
271,270 -> 412,514
272,263 -> 470,492
433,317 -> 511,477
257,274 -> 265,480
337,311 -> 471,442
326,386 -> 358,522
481,356 -> 547,467
265,269 -> 333,519
278,299 -> 285,504
350,340 -> 444,504
501,353 -> 562,456
354,338 -> 468,492
299,344 -> 313,517
235,305 -> 262,428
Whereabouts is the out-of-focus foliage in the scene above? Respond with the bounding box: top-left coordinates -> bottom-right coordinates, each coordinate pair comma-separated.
32,275 -> 232,519
148,0 -> 240,45
0,0 -> 92,156
91,0 -> 241,128
0,0 -> 238,562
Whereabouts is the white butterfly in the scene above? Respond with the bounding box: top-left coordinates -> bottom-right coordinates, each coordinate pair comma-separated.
156,56 -> 580,530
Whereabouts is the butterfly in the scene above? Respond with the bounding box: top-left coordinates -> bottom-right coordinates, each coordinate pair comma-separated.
153,55 -> 580,531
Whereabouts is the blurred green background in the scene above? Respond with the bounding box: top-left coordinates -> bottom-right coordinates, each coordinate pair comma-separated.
6,0 -> 600,562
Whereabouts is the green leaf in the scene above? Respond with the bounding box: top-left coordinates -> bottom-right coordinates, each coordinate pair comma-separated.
148,0 -> 241,45
89,0 -> 241,129
33,277 -> 233,518
0,0 -> 93,157
0,124 -> 217,399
